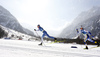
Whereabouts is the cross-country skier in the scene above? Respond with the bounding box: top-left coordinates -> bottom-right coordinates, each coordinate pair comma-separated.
34,24 -> 57,45
79,27 -> 99,49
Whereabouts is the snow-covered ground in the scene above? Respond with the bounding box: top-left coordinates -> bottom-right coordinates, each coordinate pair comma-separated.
0,39 -> 100,57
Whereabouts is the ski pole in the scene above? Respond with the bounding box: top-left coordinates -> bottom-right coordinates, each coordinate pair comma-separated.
76,29 -> 83,48
35,31 -> 40,37
34,29 -> 41,40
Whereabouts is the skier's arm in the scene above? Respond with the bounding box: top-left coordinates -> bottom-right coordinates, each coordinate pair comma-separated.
76,29 -> 81,37
84,30 -> 91,35
77,32 -> 81,37
85,30 -> 92,35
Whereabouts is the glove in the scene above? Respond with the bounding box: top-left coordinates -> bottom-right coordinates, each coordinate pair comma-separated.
34,29 -> 36,31
76,29 -> 79,33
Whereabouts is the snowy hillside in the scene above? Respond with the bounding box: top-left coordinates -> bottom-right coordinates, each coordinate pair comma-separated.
0,39 -> 100,57
60,6 -> 100,39
0,5 -> 34,36
0,24 -> 36,41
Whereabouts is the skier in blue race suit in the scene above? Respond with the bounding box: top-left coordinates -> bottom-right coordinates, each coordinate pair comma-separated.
34,24 -> 57,45
80,27 -> 99,49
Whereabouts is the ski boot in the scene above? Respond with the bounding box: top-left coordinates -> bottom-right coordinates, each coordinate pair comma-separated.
85,46 -> 88,49
54,38 -> 57,42
38,42 -> 42,45
97,42 -> 100,47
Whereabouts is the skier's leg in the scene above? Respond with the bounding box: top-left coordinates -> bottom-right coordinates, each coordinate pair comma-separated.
41,33 -> 45,43
84,34 -> 88,45
84,38 -> 88,45
84,34 -> 88,49
88,38 -> 100,46
45,31 -> 54,39
88,38 -> 96,43
39,33 -> 45,45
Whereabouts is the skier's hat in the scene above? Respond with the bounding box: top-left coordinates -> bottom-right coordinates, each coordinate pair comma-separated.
37,24 -> 40,27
